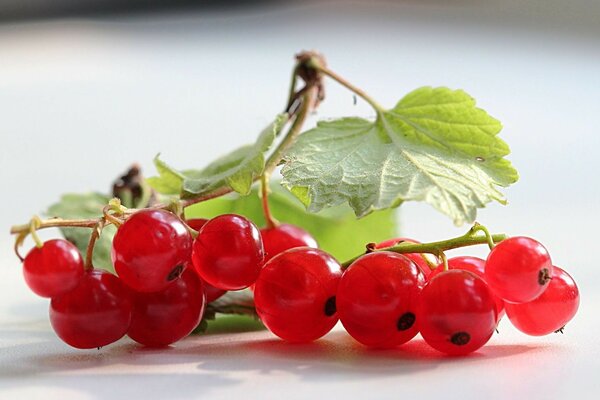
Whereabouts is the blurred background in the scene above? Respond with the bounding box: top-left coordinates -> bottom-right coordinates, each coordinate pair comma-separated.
1,0 -> 599,398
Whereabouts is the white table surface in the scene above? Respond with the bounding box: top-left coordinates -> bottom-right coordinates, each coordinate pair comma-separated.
1,1 -> 599,399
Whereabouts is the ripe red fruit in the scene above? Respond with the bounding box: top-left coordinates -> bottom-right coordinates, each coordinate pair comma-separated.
375,238 -> 434,277
22,239 -> 84,298
430,256 -> 505,322
254,247 -> 342,342
260,223 -> 317,262
337,252 -> 425,348
112,209 -> 193,292
417,270 -> 497,355
505,266 -> 579,336
50,269 -> 132,349
485,237 -> 552,303
192,214 -> 264,290
128,269 -> 206,347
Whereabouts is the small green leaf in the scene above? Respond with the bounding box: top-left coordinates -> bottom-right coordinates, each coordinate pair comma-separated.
185,184 -> 397,261
46,193 -> 115,272
281,87 -> 518,226
147,114 -> 289,197
146,157 -> 184,195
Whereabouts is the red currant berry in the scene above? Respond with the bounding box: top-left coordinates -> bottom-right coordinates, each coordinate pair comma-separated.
112,209 -> 193,292
22,239 -> 84,298
376,238 -> 434,278
128,269 -> 206,347
186,218 -> 209,231
337,252 -> 425,348
260,223 -> 317,262
505,266 -> 579,336
50,269 -> 132,349
417,270 -> 497,355
485,237 -> 552,303
192,214 -> 264,290
430,256 -> 505,322
254,247 -> 342,342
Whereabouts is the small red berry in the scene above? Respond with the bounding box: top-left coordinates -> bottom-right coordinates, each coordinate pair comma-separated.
23,239 -> 84,298
260,223 -> 317,262
192,214 -> 264,290
50,269 -> 132,349
254,247 -> 341,342
112,209 -> 193,292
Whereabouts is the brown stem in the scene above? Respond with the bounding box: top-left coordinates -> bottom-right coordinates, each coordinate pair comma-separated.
85,219 -> 105,269
10,218 -> 100,234
260,173 -> 278,229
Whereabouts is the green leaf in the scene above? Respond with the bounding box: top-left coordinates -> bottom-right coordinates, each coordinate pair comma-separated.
185,184 -> 397,261
281,87 -> 518,226
46,193 -> 116,272
147,113 -> 289,197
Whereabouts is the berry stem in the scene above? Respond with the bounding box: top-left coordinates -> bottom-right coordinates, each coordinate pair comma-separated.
260,172 -> 279,229
307,56 -> 386,114
341,225 -> 506,269
470,223 -> 496,250
85,219 -> 105,270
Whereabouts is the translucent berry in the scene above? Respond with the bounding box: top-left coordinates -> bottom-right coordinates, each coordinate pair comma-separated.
337,252 -> 425,347
485,237 -> 552,303
260,223 -> 317,262
22,239 -> 84,298
430,256 -> 505,322
112,209 -> 193,292
192,214 -> 264,290
128,269 -> 205,347
505,266 -> 579,335
417,270 -> 497,355
50,269 -> 132,349
254,248 -> 341,342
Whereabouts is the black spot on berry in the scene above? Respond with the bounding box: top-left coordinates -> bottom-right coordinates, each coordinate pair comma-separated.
167,264 -> 184,281
324,296 -> 336,316
451,332 -> 470,346
397,312 -> 416,331
538,268 -> 552,286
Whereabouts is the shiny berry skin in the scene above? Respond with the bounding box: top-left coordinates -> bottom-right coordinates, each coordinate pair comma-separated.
112,209 -> 193,292
485,237 -> 553,303
505,266 -> 579,336
376,238 -> 434,278
22,239 -> 84,298
337,252 -> 425,348
192,214 -> 264,290
254,247 -> 342,342
260,224 -> 318,262
417,270 -> 497,355
430,256 -> 505,322
50,269 -> 132,349
128,269 -> 206,347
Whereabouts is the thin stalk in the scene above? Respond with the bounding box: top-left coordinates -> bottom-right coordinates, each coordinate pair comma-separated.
85,219 -> 105,270
307,58 -> 385,113
260,172 -> 278,229
341,227 -> 507,269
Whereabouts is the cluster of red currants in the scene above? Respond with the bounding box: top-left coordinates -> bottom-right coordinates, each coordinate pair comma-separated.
21,210 -> 579,355
20,210 -> 316,349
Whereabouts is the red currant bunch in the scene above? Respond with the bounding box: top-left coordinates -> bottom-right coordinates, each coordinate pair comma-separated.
16,212 -> 579,356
